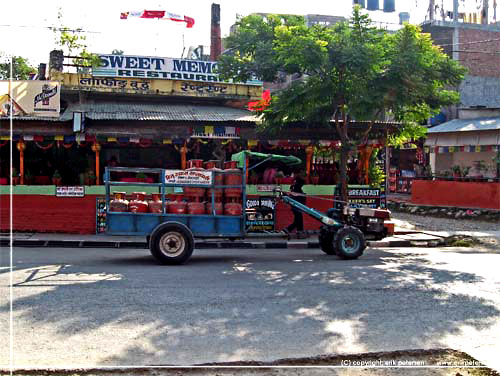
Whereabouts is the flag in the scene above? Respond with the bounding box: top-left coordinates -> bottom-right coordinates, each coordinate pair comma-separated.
121,10 -> 195,28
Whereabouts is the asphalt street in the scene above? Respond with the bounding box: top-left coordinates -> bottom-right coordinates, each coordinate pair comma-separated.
1,245 -> 499,370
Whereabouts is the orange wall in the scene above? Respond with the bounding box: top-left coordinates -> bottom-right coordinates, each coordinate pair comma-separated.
411,180 -> 500,209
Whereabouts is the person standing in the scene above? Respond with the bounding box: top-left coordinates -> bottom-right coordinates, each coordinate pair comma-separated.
283,175 -> 307,238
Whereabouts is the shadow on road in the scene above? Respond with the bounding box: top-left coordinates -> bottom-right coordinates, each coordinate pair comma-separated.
1,246 -> 499,366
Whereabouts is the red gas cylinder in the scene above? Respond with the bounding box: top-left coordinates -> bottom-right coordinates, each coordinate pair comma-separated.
205,160 -> 224,202
185,159 -> 206,201
187,201 -> 205,215
224,161 -> 243,200
167,201 -> 187,214
224,202 -> 242,216
187,159 -> 204,169
206,202 -> 223,215
110,192 -> 129,212
148,193 -> 163,214
129,192 -> 149,213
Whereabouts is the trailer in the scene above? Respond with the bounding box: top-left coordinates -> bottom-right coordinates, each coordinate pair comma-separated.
104,151 -> 392,264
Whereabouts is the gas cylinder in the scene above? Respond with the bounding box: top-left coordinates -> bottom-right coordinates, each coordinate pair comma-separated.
167,200 -> 187,214
205,160 -> 224,202
187,201 -> 205,215
224,202 -> 242,216
206,202 -> 223,215
109,192 -> 129,212
223,161 -> 242,200
185,159 -> 206,201
129,192 -> 149,213
148,193 -> 163,214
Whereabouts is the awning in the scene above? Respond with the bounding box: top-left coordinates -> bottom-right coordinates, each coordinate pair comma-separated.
232,151 -> 302,168
425,117 -> 500,147
59,102 -> 258,122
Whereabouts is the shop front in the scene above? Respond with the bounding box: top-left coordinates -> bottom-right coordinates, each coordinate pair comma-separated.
412,117 -> 500,209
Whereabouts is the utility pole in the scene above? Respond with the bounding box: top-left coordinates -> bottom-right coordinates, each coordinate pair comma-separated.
482,0 -> 489,24
453,0 -> 459,22
429,0 -> 435,21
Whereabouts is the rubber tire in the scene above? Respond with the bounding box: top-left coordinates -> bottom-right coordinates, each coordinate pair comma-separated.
334,226 -> 366,260
150,222 -> 194,265
319,230 -> 337,255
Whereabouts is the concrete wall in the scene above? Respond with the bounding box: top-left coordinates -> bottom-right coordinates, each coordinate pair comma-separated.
460,75 -> 500,108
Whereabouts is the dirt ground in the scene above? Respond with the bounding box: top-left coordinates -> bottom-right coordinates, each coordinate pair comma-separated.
3,349 -> 499,376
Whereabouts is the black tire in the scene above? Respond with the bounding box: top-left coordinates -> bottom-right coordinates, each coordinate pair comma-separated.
150,222 -> 194,265
319,230 -> 337,255
334,226 -> 366,260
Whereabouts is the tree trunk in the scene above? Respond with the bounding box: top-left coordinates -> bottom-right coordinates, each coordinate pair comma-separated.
339,141 -> 350,206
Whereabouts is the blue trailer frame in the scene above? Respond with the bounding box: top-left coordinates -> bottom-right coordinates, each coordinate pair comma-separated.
104,162 -> 247,238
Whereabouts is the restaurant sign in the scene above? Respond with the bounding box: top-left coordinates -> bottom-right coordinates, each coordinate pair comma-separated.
94,54 -> 261,85
0,81 -> 60,117
165,169 -> 212,185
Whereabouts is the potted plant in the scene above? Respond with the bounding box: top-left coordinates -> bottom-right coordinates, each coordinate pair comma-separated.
274,171 -> 284,185
24,170 -> 33,185
461,166 -> 471,181
85,170 -> 96,185
52,170 -> 62,186
451,165 -> 462,180
310,171 -> 320,185
11,168 -> 20,185
136,172 -> 147,182
472,160 -> 487,181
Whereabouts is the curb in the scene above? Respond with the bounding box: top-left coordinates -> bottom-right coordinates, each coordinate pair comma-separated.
1,238 -> 415,249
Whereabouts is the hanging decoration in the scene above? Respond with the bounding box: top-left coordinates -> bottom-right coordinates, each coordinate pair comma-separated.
191,125 -> 240,139
35,141 -> 54,150
120,10 -> 195,28
138,138 -> 153,148
62,142 -> 74,149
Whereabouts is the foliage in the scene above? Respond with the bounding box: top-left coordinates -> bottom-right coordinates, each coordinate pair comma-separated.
11,168 -> 19,177
451,165 -> 461,174
218,7 -> 466,202
368,149 -> 385,187
136,172 -> 147,179
51,9 -> 101,70
0,54 -> 36,80
52,169 -> 61,178
87,169 -> 96,179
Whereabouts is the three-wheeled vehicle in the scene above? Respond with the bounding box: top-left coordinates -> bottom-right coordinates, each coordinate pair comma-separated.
104,151 -> 392,264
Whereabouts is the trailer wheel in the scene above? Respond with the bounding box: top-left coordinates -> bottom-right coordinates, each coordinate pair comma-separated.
334,226 -> 366,260
319,230 -> 336,255
150,222 -> 194,265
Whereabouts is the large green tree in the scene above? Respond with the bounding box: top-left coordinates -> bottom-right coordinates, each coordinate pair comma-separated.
218,7 -> 466,204
0,55 -> 36,80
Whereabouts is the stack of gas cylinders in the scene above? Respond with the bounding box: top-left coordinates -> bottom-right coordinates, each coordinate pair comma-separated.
109,159 -> 243,216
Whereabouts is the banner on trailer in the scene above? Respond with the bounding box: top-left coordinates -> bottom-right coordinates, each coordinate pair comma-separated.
165,169 -> 212,185
245,197 -> 276,232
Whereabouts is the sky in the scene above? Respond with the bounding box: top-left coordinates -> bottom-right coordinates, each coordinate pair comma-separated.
0,0 -> 489,66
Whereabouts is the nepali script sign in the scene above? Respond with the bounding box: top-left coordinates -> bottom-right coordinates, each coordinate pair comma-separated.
165,170 -> 212,185
94,54 -> 262,85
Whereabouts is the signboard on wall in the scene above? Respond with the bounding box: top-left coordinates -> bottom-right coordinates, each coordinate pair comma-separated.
245,197 -> 276,232
0,81 -> 60,117
165,169 -> 212,185
94,54 -> 262,85
56,186 -> 85,197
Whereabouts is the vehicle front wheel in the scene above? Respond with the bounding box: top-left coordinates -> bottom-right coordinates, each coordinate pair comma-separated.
150,222 -> 194,265
334,226 -> 366,260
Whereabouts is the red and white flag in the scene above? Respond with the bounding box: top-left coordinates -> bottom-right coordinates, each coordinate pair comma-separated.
120,10 -> 195,28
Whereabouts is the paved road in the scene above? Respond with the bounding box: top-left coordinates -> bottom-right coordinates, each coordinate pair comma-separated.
1,245 -> 499,370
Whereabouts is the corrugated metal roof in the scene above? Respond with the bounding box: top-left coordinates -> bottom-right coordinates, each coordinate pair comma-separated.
428,117 -> 500,133
0,115 -> 62,121
59,102 -> 258,122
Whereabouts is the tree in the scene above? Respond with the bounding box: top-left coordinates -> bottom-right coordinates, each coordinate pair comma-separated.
0,55 -> 36,80
51,9 -> 100,70
217,7 -> 466,204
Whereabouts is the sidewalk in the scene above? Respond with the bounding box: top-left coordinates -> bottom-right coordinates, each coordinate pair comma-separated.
2,227 -> 493,249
